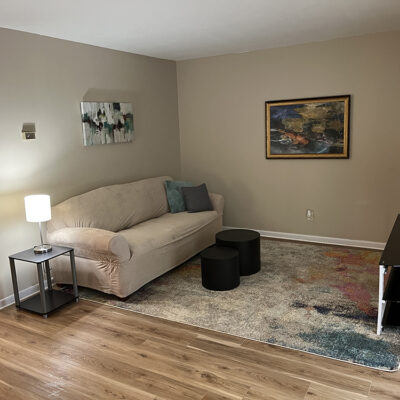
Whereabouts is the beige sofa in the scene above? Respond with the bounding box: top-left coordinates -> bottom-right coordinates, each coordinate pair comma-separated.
47,176 -> 224,298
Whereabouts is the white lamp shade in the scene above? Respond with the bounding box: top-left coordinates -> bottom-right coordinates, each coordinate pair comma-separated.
24,194 -> 52,222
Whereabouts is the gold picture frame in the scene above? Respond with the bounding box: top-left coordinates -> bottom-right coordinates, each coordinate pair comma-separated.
265,95 -> 350,159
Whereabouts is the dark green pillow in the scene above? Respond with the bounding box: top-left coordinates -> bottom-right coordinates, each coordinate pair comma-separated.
164,180 -> 193,213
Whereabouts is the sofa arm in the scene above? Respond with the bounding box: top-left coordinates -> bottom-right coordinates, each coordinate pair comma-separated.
209,193 -> 224,216
48,227 -> 131,262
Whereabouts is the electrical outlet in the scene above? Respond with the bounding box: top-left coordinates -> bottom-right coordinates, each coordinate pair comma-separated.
306,209 -> 314,222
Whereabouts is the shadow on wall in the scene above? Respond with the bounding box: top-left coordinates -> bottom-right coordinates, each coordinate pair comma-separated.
185,169 -> 259,229
2,87 -> 171,218
83,88 -> 141,103
20,87 -> 160,206
0,191 -> 40,297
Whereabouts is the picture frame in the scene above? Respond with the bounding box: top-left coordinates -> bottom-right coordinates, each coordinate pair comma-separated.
80,102 -> 134,146
265,95 -> 350,159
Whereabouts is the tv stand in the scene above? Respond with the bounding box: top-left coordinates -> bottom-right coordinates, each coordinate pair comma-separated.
377,214 -> 400,335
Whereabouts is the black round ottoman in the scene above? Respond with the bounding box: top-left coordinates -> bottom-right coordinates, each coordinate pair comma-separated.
201,246 -> 240,291
216,229 -> 260,276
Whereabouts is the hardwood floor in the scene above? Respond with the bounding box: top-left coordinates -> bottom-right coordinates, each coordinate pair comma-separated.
0,300 -> 398,399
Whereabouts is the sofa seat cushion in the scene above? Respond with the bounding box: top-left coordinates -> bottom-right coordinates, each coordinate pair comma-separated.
119,210 -> 218,256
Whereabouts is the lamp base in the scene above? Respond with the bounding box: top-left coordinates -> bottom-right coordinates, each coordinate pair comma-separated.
33,244 -> 52,254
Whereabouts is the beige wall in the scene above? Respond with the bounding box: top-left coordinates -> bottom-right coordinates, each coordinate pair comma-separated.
0,28 -> 180,300
177,31 -> 400,243
2,28 -> 400,302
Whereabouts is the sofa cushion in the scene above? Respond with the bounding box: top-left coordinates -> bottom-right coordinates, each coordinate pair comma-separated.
164,180 -> 193,213
48,176 -> 171,233
119,210 -> 218,256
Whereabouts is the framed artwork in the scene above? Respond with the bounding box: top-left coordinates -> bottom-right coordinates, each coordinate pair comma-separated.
80,102 -> 134,146
265,95 -> 350,159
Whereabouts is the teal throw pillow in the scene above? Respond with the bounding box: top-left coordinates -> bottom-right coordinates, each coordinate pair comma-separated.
164,180 -> 193,213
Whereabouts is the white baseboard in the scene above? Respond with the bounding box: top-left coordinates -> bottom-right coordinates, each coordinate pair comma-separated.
0,283 -> 41,310
223,226 -> 385,250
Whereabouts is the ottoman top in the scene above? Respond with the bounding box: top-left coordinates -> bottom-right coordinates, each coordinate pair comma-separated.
201,246 -> 238,261
216,229 -> 260,243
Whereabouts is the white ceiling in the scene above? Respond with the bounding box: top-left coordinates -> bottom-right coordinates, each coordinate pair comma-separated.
0,0 -> 399,60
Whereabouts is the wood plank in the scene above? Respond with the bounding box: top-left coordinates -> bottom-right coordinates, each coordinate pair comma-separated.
0,300 -> 398,400
242,339 -> 376,379
139,337 -> 309,399
304,383 -> 368,400
368,381 -> 400,400
0,310 -> 246,399
243,384 -> 310,400
76,306 -> 361,397
188,333 -> 372,396
202,393 -> 243,400
0,337 -> 156,400
0,322 -> 206,400
242,338 -> 400,384
0,379 -> 45,400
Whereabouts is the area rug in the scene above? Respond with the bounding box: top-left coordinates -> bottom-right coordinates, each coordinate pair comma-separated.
77,239 -> 400,371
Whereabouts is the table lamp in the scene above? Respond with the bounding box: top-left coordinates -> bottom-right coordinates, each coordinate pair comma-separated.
24,194 -> 52,254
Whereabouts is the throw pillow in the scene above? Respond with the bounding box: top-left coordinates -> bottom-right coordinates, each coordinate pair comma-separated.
181,183 -> 213,213
164,180 -> 193,213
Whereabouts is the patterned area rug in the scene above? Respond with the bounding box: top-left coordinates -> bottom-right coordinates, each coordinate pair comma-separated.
77,239 -> 400,370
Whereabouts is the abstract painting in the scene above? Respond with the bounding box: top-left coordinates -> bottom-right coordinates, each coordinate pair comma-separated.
265,96 -> 350,159
80,102 -> 134,146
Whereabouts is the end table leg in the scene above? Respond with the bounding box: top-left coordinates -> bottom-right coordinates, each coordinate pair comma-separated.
377,265 -> 386,335
37,263 -> 47,316
69,250 -> 79,299
44,260 -> 53,291
9,258 -> 20,307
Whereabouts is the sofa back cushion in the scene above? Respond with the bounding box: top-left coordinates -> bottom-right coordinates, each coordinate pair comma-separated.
48,176 -> 171,233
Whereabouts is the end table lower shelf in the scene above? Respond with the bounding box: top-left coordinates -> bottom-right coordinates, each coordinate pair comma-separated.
18,289 -> 79,317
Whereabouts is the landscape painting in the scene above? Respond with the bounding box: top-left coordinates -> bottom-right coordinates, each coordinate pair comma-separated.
81,102 -> 134,146
265,96 -> 350,159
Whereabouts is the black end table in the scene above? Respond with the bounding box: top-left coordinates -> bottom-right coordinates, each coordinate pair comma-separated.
216,229 -> 261,276
9,246 -> 79,318
201,246 -> 240,291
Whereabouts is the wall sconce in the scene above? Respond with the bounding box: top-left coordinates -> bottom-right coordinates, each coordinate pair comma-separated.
22,123 -> 36,140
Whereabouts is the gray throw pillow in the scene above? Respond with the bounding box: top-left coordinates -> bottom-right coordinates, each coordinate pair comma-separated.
181,184 -> 213,213
164,180 -> 193,213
